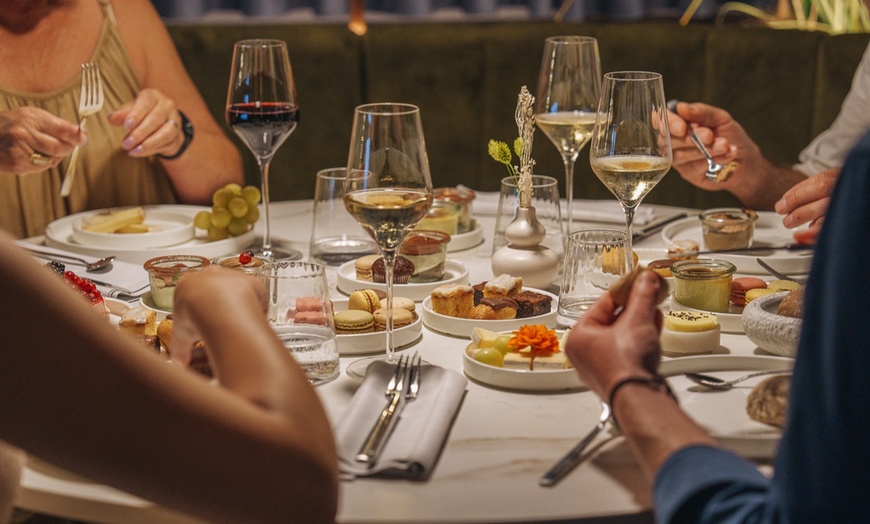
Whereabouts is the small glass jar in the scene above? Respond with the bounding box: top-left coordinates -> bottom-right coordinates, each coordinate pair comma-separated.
212,252 -> 271,284
144,255 -> 210,310
398,229 -> 451,283
671,258 -> 736,313
416,200 -> 460,236
700,208 -> 758,251
434,187 -> 476,234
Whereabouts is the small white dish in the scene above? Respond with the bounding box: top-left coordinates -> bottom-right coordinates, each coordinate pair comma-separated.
446,220 -> 484,252
669,294 -> 744,334
336,259 -> 469,302
139,291 -> 172,316
72,208 -> 194,249
658,354 -> 794,459
333,299 -> 423,356
421,288 -> 558,338
742,292 -> 801,357
105,297 -> 131,327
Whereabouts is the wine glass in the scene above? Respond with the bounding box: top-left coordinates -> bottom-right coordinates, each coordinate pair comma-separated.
589,71 -> 672,265
226,39 -> 301,260
344,103 -> 433,372
535,36 -> 601,238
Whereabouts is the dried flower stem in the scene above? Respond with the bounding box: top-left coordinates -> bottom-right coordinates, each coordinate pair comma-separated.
515,86 -> 536,208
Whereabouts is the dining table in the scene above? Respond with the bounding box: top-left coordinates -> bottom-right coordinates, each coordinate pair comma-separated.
15,195 -> 802,524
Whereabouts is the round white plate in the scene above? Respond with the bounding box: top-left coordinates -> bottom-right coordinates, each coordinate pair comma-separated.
45,205 -> 255,265
72,208 -> 194,249
139,291 -> 172,316
336,259 -> 469,302
661,212 -> 813,275
669,294 -> 744,334
658,355 -> 794,459
462,330 -> 583,392
421,288 -> 558,338
333,299 -> 423,355
446,220 -> 484,252
105,297 -> 131,327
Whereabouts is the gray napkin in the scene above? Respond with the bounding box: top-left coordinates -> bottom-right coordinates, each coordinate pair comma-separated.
335,360 -> 467,480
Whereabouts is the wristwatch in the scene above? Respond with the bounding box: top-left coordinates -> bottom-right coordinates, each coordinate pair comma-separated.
158,111 -> 194,160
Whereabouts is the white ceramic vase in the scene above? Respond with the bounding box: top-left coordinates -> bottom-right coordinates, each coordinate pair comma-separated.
491,206 -> 560,289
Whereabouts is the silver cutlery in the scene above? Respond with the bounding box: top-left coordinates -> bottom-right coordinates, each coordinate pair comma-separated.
696,244 -> 814,256
540,402 -> 611,487
756,257 -> 808,284
632,212 -> 690,242
355,353 -> 422,465
60,63 -> 104,198
686,370 -> 792,391
667,99 -> 734,183
22,246 -> 115,272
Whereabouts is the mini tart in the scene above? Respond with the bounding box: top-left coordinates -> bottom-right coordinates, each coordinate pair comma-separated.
659,310 -> 720,356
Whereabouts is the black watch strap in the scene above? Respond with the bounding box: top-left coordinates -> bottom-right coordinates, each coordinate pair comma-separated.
158,111 -> 194,160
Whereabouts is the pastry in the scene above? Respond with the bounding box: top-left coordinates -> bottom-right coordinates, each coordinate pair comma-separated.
667,239 -> 699,260
333,310 -> 374,334
484,274 -> 523,299
372,307 -> 415,331
467,297 -> 518,320
348,289 -> 381,314
746,374 -> 790,427
380,296 -> 417,320
471,281 -> 486,305
730,277 -> 768,306
512,290 -> 552,318
118,306 -> 158,350
371,256 -> 415,284
608,269 -> 669,307
777,286 -> 805,319
430,283 -> 474,318
659,310 -> 720,356
354,254 -> 380,281
156,316 -> 173,353
768,279 -> 801,292
647,258 -> 676,278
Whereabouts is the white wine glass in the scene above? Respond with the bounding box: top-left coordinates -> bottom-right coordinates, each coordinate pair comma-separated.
535,35 -> 601,238
344,103 -> 433,372
226,39 -> 300,260
589,71 -> 672,263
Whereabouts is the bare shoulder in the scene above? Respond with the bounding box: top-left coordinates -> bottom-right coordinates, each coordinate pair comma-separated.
109,0 -> 177,80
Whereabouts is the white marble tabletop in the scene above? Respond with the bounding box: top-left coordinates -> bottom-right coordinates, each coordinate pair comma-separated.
16,199 -> 791,524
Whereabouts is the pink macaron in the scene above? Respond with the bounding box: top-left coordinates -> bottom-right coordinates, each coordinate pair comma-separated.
730,277 -> 768,306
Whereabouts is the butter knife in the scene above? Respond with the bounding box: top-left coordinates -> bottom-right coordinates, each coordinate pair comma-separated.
540,402 -> 612,487
355,359 -> 408,464
632,212 -> 690,242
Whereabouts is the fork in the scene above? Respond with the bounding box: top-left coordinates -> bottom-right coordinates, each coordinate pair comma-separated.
60,63 -> 104,198
355,353 -> 421,464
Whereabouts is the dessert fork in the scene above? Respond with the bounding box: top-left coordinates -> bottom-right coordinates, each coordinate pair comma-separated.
60,63 -> 104,198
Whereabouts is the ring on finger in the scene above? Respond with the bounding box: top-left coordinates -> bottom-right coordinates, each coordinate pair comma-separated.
166,118 -> 180,130
30,152 -> 52,167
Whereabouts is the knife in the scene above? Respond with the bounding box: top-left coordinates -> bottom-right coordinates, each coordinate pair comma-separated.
632,212 -> 690,242
697,244 -> 814,256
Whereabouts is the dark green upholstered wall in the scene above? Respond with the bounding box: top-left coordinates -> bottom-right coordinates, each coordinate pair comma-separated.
167,22 -> 868,211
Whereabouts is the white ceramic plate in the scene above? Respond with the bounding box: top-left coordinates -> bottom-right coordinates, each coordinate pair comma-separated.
669,294 -> 744,334
139,291 -> 172,316
333,299 -> 423,355
105,297 -> 131,327
446,220 -> 484,252
336,259 -> 469,302
45,205 -> 255,265
72,208 -> 194,249
658,355 -> 794,459
462,330 -> 583,392
661,212 -> 813,275
421,288 -> 558,338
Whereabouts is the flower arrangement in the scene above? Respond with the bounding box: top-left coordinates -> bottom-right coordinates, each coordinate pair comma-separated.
487,85 -> 537,208
508,324 -> 560,371
681,0 -> 870,33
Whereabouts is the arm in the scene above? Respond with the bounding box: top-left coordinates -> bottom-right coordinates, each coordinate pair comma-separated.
0,107 -> 85,174
108,0 -> 243,204
0,238 -> 336,523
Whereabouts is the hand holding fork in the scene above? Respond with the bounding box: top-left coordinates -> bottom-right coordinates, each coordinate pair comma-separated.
60,63 -> 104,198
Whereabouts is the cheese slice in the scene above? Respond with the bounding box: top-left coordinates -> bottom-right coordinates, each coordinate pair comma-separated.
502,346 -> 570,370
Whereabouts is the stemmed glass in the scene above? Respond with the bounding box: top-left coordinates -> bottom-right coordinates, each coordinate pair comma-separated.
344,103 -> 433,371
535,36 -> 601,238
589,71 -> 672,263
226,39 -> 300,260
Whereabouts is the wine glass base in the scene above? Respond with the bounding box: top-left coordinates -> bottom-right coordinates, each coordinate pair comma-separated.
247,238 -> 303,261
346,352 -> 416,382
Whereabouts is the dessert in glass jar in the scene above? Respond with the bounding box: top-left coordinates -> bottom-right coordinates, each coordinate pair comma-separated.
671,258 -> 736,313
433,186 -> 476,234
398,229 -> 451,283
699,208 -> 758,251
417,200 -> 460,235
144,255 -> 211,310
213,250 -> 270,283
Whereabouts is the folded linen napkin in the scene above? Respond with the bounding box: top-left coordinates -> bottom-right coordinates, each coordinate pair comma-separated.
335,360 -> 467,480
472,190 -> 657,226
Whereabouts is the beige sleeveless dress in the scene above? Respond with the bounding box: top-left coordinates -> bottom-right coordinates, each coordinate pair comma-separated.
0,0 -> 177,239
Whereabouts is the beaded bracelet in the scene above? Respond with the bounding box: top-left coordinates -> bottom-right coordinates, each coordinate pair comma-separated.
607,375 -> 677,417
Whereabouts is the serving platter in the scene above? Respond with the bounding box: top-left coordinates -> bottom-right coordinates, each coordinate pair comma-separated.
658,355 -> 794,459
45,205 -> 255,265
421,288 -> 558,338
336,259 -> 469,302
333,299 -> 422,355
661,212 -> 812,275
72,208 -> 194,249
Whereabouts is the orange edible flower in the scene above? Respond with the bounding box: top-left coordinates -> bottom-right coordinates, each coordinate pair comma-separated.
508,324 -> 560,370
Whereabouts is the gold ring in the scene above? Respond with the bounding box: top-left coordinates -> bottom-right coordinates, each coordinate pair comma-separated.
30,152 -> 52,167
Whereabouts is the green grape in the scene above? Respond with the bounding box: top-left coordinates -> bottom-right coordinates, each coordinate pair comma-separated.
474,347 -> 504,368
244,205 -> 259,224
242,185 -> 261,206
493,335 -> 513,355
212,188 -> 233,208
224,183 -> 243,196
193,210 -> 212,230
228,197 -> 249,218
227,217 -> 249,236
207,226 -> 229,241
210,207 -> 232,228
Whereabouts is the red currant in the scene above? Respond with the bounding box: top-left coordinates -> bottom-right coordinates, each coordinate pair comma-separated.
239,250 -> 254,265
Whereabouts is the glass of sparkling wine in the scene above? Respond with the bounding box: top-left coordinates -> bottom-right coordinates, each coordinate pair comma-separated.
535,35 -> 601,238
344,103 -> 433,368
589,71 -> 672,263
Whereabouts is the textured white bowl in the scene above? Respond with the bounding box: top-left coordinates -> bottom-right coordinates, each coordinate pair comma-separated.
742,292 -> 802,357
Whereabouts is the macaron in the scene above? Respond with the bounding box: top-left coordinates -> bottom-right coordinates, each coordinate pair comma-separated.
348,289 -> 381,313
730,277 -> 768,306
768,279 -> 801,292
372,307 -> 415,331
295,296 -> 323,312
380,296 -> 417,319
354,254 -> 380,282
333,310 -> 374,335
294,311 -> 327,325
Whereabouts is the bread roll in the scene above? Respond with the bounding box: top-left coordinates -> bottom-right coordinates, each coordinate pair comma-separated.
777,286 -> 805,319
608,268 -> 669,307
746,374 -> 791,427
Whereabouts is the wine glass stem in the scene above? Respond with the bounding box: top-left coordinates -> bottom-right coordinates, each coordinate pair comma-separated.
381,250 -> 397,363
623,205 -> 636,267
257,158 -> 274,256
562,156 -> 576,238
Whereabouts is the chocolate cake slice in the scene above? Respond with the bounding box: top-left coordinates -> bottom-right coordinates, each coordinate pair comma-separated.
514,290 -> 552,318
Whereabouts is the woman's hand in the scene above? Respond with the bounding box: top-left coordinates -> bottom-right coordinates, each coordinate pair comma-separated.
108,88 -> 187,159
0,107 -> 86,174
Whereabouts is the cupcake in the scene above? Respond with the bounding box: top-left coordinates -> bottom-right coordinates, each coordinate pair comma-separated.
371,256 -> 415,284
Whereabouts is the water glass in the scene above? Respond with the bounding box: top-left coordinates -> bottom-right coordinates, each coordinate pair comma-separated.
492,175 -> 565,261
309,168 -> 378,265
557,228 -> 630,327
268,260 -> 339,385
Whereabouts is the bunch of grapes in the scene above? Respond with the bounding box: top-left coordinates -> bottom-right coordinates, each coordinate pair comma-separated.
193,183 -> 261,241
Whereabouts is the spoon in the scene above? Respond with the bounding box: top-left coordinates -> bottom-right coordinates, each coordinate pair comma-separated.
686,370 -> 792,391
667,99 -> 734,183
22,247 -> 115,272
